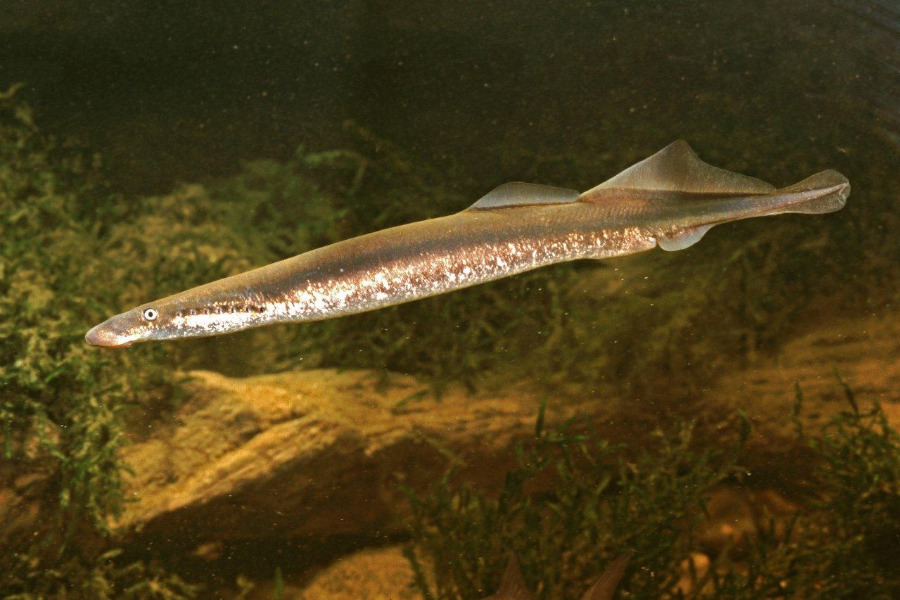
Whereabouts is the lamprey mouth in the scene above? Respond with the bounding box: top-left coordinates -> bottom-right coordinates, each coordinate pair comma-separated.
85,323 -> 135,348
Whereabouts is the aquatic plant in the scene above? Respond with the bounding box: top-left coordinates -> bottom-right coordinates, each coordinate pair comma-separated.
403,401 -> 747,599
404,380 -> 900,599
0,85 -> 200,597
0,83 -> 132,542
2,75 -> 894,598
694,379 -> 900,599
3,549 -> 199,600
784,378 -> 900,597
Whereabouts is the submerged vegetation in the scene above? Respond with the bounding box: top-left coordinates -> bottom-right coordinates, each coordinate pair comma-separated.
405,382 -> 900,599
405,404 -> 746,599
0,85 -> 196,597
0,90 -> 879,396
0,78 -> 898,599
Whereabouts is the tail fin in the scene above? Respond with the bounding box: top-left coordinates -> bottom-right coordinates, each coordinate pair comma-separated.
778,170 -> 850,215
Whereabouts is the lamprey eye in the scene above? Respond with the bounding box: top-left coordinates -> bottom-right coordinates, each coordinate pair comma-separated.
142,308 -> 159,321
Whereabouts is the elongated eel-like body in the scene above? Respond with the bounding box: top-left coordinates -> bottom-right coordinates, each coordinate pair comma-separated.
86,141 -> 849,347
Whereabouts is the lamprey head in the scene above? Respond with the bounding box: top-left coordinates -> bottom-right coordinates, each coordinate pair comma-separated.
86,296 -> 272,348
85,305 -> 166,347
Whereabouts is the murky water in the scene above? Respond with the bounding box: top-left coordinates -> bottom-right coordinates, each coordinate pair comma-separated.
2,1 -> 899,598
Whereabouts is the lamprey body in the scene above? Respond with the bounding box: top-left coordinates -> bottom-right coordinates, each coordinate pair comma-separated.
86,141 -> 849,347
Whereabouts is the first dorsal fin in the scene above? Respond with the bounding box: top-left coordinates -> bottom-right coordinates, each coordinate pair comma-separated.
583,141 -> 776,197
468,182 -> 580,210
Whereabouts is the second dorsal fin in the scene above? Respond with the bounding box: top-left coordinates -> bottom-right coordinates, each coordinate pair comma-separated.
468,182 -> 580,210
583,141 -> 776,197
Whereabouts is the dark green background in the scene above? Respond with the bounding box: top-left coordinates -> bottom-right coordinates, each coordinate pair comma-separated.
2,0 -> 893,196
